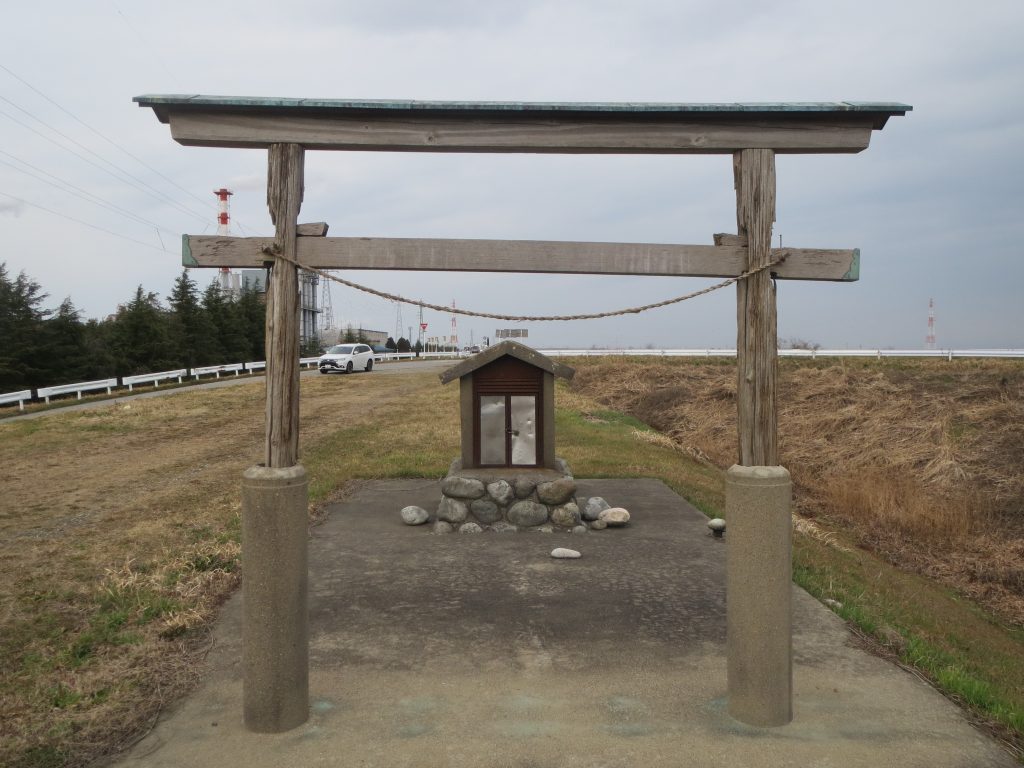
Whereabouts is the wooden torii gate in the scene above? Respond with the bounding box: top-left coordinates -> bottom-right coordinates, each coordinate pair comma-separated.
135,96 -> 909,732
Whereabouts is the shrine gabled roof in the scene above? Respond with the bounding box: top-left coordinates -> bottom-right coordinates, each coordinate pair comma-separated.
439,341 -> 576,385
132,95 -> 911,154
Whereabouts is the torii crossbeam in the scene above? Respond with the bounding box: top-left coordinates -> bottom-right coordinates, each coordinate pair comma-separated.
135,95 -> 910,733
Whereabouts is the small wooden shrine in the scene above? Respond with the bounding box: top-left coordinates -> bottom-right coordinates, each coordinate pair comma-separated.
439,341 -> 575,470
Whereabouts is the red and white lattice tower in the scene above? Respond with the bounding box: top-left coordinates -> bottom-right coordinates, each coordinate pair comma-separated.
450,300 -> 458,350
926,298 -> 936,349
214,188 -> 234,293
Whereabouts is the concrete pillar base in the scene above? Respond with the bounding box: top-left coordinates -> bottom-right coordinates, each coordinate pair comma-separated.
241,464 -> 309,733
725,464 -> 793,727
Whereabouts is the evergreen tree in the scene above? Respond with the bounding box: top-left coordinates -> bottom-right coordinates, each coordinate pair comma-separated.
0,263 -> 50,389
110,286 -> 174,376
385,336 -> 397,352
168,271 -> 219,369
201,282 -> 250,363
236,286 -> 266,361
40,298 -> 92,384
396,337 -> 411,353
81,318 -> 117,380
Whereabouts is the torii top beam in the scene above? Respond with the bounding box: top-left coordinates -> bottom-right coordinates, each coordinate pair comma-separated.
133,96 -> 910,154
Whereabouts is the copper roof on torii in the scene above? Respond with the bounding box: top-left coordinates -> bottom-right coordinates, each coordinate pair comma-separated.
133,95 -> 911,154
134,95 -> 910,126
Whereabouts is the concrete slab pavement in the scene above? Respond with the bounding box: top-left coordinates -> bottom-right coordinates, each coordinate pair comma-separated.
115,478 -> 1014,767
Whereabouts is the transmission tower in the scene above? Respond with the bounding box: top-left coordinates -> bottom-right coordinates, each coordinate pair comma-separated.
926,298 -> 936,349
320,277 -> 335,337
394,301 -> 404,343
451,300 -> 458,350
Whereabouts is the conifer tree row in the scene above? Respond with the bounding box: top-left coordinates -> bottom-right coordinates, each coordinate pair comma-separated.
0,263 -> 268,391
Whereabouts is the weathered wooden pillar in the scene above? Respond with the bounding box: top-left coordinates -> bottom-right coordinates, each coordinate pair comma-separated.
265,143 -> 304,469
734,148 -> 777,467
241,143 -> 309,733
727,148 -> 793,727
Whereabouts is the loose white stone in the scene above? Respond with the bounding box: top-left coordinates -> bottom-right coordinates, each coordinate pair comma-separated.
400,505 -> 429,526
551,548 -> 581,559
571,525 -> 588,534
459,522 -> 483,534
598,507 -> 630,526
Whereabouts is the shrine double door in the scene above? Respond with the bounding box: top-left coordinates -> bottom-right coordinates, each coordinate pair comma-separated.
478,394 -> 538,467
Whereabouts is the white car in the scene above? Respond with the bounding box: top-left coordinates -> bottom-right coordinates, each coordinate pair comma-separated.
318,344 -> 374,374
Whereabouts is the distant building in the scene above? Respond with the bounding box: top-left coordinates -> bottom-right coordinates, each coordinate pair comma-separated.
299,271 -> 319,347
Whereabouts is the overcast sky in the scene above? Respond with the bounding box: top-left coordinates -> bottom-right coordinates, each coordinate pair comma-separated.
2,0 -> 1021,350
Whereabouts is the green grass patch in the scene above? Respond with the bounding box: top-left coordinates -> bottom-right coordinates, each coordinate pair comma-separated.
302,374 -> 460,502
793,534 -> 1024,748
556,390 -> 725,518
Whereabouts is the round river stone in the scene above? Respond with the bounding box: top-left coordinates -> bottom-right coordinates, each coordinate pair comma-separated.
537,477 -> 577,505
550,502 -> 580,528
400,505 -> 429,526
551,548 -> 582,559
514,477 -> 537,499
470,499 -> 501,524
442,476 -> 486,499
507,500 -> 549,528
487,480 -> 515,506
437,497 -> 469,524
598,507 -> 630,526
582,496 -> 610,521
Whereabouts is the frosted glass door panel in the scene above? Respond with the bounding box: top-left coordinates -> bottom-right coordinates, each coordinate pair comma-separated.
479,395 -> 507,465
510,395 -> 537,465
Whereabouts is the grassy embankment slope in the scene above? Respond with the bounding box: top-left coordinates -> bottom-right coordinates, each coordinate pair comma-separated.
567,356 -> 1024,757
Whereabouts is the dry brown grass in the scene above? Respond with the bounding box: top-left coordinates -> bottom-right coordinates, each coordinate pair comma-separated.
568,356 -> 1024,624
0,371 -> 440,768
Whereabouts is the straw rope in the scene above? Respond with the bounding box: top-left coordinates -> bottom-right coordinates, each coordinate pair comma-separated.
263,245 -> 785,323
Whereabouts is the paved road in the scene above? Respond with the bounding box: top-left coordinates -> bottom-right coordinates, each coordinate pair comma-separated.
0,360 -> 454,423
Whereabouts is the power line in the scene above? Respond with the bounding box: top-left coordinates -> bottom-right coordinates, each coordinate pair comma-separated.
0,190 -> 172,255
0,150 -> 181,236
0,62 -> 260,233
0,97 -> 211,225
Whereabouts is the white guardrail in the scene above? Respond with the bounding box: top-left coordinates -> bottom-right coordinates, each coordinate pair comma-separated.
2,349 -> 1020,411
0,389 -> 33,410
543,348 -> 1024,360
36,378 -> 118,403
